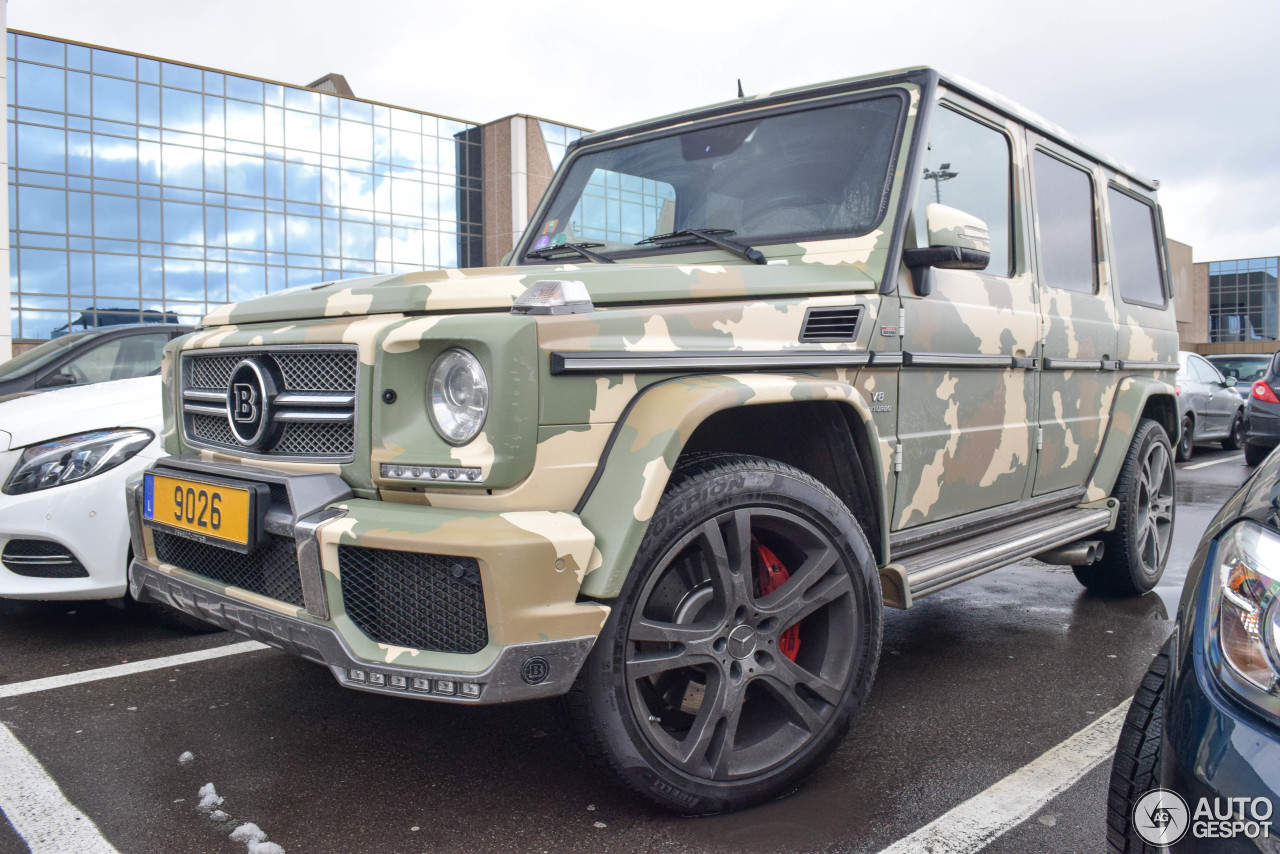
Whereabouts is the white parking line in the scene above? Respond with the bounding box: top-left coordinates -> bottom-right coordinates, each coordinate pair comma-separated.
0,721 -> 120,853
0,641 -> 268,699
874,700 -> 1130,854
1183,454 -> 1244,470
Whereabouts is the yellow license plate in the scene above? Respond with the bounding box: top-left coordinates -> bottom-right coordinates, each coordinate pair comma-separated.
144,473 -> 253,546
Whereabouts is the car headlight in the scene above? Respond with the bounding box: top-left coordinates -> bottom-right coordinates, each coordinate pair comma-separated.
3,429 -> 154,495
427,348 -> 488,446
1209,521 -> 1280,698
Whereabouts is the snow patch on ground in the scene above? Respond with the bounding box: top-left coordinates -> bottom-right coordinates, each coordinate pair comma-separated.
178,751 -> 195,765
196,783 -> 223,813
193,785 -> 286,853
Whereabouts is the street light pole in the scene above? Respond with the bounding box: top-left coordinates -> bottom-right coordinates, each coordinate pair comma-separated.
923,163 -> 958,204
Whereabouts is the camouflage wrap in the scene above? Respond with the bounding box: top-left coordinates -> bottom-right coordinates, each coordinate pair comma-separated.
575,373 -> 886,599
128,67 -> 1179,698
924,203 -> 992,252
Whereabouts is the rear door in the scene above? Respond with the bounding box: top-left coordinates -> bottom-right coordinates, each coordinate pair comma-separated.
1026,136 -> 1119,496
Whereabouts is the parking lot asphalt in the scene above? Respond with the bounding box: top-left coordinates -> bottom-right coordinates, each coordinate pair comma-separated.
0,446 -> 1255,854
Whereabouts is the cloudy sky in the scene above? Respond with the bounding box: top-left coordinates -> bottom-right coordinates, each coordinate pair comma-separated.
9,0 -> 1277,262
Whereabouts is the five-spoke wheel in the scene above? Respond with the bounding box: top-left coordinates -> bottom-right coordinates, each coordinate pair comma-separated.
567,455 -> 881,814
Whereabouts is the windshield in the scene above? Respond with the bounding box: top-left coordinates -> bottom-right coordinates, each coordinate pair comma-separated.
0,332 -> 93,380
1209,357 -> 1270,383
525,93 -> 904,262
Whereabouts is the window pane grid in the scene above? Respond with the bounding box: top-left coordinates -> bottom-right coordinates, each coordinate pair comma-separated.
9,33 -> 485,341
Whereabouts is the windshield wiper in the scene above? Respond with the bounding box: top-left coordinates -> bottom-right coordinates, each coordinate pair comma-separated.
524,241 -> 616,264
634,228 -> 766,265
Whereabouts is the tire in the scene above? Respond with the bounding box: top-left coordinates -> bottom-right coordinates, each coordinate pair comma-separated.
1175,415 -> 1193,462
1075,419 -> 1174,595
565,454 -> 882,814
1245,442 -> 1271,467
1222,411 -> 1244,451
1106,640 -> 1170,854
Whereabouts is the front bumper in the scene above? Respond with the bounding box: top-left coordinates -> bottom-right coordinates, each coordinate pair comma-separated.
127,457 -> 609,704
0,447 -> 162,600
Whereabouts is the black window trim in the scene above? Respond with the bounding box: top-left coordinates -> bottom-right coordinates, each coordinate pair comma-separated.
919,99 -> 1017,280
1107,180 -> 1169,310
514,86 -> 912,266
1029,144 -> 1100,295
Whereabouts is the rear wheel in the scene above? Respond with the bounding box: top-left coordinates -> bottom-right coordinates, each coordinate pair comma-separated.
1075,419 -> 1174,595
1175,415 -> 1193,462
566,455 -> 882,814
1222,411 -> 1244,451
1245,442 -> 1272,467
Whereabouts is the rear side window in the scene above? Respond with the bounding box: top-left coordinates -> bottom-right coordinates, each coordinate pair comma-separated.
916,107 -> 1013,276
1032,151 -> 1096,293
1108,187 -> 1165,306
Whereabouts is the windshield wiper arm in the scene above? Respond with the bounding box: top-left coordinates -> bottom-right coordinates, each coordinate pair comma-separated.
634,228 -> 766,265
524,241 -> 616,264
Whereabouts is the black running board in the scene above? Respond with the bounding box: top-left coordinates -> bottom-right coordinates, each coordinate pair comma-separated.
880,506 -> 1112,608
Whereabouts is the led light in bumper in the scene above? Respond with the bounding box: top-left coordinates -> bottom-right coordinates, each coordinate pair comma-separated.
380,464 -> 482,483
427,348 -> 488,446
1211,522 -> 1280,693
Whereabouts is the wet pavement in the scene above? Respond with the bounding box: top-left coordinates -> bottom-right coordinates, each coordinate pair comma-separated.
0,447 -> 1255,854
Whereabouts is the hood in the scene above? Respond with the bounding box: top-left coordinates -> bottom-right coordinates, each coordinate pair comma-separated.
200,261 -> 878,327
0,375 -> 163,451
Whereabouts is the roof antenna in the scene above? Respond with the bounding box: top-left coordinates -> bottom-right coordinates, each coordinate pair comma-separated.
737,78 -> 745,98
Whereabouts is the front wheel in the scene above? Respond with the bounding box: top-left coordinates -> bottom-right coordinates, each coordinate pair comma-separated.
1106,641 -> 1169,853
1222,411 -> 1244,451
565,455 -> 882,814
1075,419 -> 1174,595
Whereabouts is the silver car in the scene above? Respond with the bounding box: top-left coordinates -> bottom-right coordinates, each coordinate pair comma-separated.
1175,350 -> 1244,461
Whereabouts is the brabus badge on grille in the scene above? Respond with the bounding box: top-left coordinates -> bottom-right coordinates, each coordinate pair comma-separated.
226,358 -> 280,449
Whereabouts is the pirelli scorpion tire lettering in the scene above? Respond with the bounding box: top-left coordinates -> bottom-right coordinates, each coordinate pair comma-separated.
565,454 -> 882,814
1076,419 -> 1175,596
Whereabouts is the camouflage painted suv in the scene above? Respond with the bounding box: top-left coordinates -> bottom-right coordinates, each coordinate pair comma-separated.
127,67 -> 1179,813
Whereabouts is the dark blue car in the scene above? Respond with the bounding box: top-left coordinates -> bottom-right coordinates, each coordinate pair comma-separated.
1108,447 -> 1280,852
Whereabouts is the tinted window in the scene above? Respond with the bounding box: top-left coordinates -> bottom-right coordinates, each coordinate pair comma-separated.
1032,151 -> 1095,293
916,107 -> 1012,276
1108,188 -> 1165,306
60,332 -> 168,384
1208,357 -> 1268,383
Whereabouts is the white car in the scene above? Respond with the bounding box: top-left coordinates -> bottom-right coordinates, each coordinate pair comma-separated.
0,375 -> 165,600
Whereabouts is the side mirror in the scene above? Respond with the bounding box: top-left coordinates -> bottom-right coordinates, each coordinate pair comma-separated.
1225,376 -> 1238,388
902,203 -> 993,296
36,370 -> 76,389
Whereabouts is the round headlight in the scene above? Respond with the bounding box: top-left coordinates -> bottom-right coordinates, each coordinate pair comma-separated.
428,348 -> 489,445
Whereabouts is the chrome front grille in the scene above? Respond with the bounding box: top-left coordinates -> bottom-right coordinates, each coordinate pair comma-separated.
180,346 -> 358,461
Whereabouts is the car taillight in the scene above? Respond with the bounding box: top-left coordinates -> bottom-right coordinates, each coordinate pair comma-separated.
1252,380 -> 1280,404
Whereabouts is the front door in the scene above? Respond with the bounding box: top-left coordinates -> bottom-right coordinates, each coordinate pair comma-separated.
894,99 -> 1039,530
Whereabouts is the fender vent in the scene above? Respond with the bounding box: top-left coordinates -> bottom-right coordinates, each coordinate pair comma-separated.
800,306 -> 862,342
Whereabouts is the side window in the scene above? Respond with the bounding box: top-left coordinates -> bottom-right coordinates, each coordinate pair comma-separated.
1108,187 -> 1166,306
111,332 -> 170,380
60,338 -> 125,385
1190,357 -> 1220,384
916,106 -> 1013,276
1032,151 -> 1096,293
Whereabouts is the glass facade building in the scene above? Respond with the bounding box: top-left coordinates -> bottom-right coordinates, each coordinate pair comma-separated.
6,31 -> 483,343
1208,256 -> 1280,342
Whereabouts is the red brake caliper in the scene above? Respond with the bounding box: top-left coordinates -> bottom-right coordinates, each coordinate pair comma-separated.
753,540 -> 801,662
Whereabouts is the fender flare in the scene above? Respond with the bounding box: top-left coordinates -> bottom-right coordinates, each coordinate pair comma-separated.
1084,376 -> 1178,502
576,373 -> 888,599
